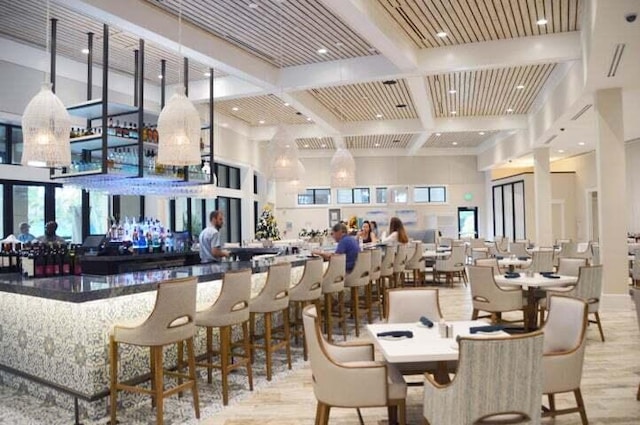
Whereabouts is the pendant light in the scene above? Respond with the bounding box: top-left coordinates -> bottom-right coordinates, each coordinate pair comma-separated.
270,126 -> 300,181
156,0 -> 201,166
330,137 -> 356,188
285,160 -> 306,196
21,0 -> 71,168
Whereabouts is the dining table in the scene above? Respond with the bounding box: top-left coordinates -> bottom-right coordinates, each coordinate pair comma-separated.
367,320 -> 509,383
497,257 -> 532,268
494,273 -> 578,330
422,250 -> 450,259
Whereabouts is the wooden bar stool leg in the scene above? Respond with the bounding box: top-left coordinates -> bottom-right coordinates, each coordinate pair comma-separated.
206,327 -> 213,384
265,312 -> 273,381
324,293 -> 333,343
186,337 -> 200,418
352,287 -> 360,337
283,307 -> 293,370
249,312 -> 256,364
177,341 -> 184,398
242,321 -> 254,391
109,336 -> 118,425
149,345 -> 156,408
220,325 -> 231,405
365,284 -> 373,323
154,346 -> 164,425
338,291 -> 347,341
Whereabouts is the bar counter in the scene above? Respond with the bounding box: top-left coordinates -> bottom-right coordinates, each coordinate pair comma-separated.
0,255 -> 317,420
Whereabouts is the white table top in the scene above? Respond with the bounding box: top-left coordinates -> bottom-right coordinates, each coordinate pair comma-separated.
422,250 -> 450,258
494,273 -> 577,290
366,320 -> 507,363
498,258 -> 532,267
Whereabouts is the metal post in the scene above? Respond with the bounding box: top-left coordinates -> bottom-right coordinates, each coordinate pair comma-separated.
133,49 -> 139,107
86,32 -> 94,132
160,59 -> 166,108
101,24 -> 109,174
183,57 -> 189,182
50,18 -> 57,92
209,68 -> 214,185
138,39 -> 145,177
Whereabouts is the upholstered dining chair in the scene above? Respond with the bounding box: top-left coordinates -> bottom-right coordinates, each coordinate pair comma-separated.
541,295 -> 589,424
344,250 -> 372,337
289,257 -> 324,360
557,258 -> 589,277
423,331 -> 544,425
405,241 -> 425,286
631,255 -> 640,287
474,257 -> 501,274
434,245 -> 467,286
575,241 -> 594,262
196,270 -> 253,406
386,287 -> 443,324
109,277 -> 200,425
303,305 -> 407,425
321,254 -> 347,343
368,248 -> 383,320
392,243 -> 408,288
508,241 -> 531,258
467,265 -> 526,324
487,241 -> 504,258
379,245 -> 396,318
632,288 -> 640,400
528,249 -> 555,273
439,237 -> 453,249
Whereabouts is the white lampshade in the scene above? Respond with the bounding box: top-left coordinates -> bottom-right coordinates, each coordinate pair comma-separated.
270,126 -> 300,181
285,160 -> 306,195
330,147 -> 356,188
157,87 -> 201,166
21,82 -> 71,168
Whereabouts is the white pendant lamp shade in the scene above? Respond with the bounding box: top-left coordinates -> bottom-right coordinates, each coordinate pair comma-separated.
286,160 -> 306,195
21,82 -> 71,168
157,87 -> 201,166
330,147 -> 356,188
270,127 -> 300,181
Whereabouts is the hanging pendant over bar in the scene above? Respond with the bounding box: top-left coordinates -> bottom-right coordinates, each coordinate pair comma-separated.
156,86 -> 201,166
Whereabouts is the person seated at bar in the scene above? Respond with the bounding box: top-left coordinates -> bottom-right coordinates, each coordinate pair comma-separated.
381,217 -> 409,244
358,220 -> 377,244
38,221 -> 66,244
313,223 -> 359,273
199,210 -> 230,263
17,222 -> 35,243
370,220 -> 379,238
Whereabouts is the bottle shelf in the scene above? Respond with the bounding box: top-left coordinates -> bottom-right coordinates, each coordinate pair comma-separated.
66,99 -> 139,120
69,134 -> 159,153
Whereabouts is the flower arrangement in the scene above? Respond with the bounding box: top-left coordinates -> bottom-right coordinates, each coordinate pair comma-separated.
255,204 -> 281,240
298,228 -> 329,239
347,215 -> 359,235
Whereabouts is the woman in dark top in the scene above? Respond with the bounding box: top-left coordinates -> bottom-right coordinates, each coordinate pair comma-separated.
359,220 -> 377,244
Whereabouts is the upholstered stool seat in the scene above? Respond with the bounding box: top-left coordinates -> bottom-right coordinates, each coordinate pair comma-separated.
288,258 -> 323,360
344,250 -> 372,337
320,254 -> 347,342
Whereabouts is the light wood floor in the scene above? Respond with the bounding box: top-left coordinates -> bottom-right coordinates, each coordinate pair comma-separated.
202,285 -> 640,425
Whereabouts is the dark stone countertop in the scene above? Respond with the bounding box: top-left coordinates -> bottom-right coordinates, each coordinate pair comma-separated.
0,255 -> 310,303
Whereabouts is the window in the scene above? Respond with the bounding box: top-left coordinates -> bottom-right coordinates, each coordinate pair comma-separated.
216,196 -> 242,243
214,163 -> 241,190
89,191 -> 108,235
375,187 -> 387,204
191,198 -> 204,236
0,125 -> 7,164
11,127 -> 23,165
337,188 -> 370,204
389,187 -> 408,203
253,174 -> 258,195
55,187 -> 82,242
413,186 -> 447,203
493,180 -> 526,240
13,185 -> 45,237
298,189 -> 331,205
174,198 -> 188,232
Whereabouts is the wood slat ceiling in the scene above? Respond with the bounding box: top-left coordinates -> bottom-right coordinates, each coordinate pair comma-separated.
297,137 -> 335,150
216,95 -> 311,126
0,0 -> 223,85
427,64 -> 556,117
378,0 -> 582,49
308,79 -> 417,122
145,0 -> 376,67
424,131 -> 499,148
346,134 -> 413,149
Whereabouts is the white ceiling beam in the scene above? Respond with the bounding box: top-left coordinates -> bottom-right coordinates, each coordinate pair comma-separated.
434,116 -> 529,132
56,0 -> 280,90
407,132 -> 432,155
405,75 -> 435,130
319,0 -> 417,72
280,91 -> 343,136
173,76 -> 267,103
299,146 -> 477,159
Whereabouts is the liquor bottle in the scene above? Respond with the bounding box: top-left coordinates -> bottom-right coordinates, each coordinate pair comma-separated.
131,123 -> 139,140
45,244 -> 55,277
151,126 -> 159,143
115,120 -> 123,137
142,124 -> 148,142
107,118 -> 116,136
34,244 -> 45,278
122,122 -> 130,138
0,244 -> 8,272
22,244 -> 35,278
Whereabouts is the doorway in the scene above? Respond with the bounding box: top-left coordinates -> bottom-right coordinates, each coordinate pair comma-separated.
458,207 -> 478,238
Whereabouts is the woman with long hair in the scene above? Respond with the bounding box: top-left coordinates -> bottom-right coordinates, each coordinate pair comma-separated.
382,217 -> 409,244
358,220 -> 377,244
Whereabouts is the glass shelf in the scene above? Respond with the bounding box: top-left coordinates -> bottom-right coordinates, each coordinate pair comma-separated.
66,99 -> 139,120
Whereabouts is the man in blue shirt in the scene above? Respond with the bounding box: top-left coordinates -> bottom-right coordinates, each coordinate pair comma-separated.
313,223 -> 360,273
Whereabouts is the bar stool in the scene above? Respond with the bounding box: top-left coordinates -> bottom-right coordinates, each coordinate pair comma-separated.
249,262 -> 292,381
405,241 -> 425,286
109,277 -> 200,425
289,257 -> 323,360
344,250 -> 372,337
320,254 -> 347,343
392,244 -> 408,288
369,248 -> 383,320
379,246 -> 396,319
195,269 -> 253,406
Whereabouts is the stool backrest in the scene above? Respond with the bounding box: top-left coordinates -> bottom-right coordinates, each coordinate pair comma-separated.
197,269 -> 252,327
322,254 -> 346,294
369,248 -> 382,281
380,245 -> 396,277
290,258 -> 323,301
251,262 -> 291,313
393,244 -> 408,273
345,250 -> 371,288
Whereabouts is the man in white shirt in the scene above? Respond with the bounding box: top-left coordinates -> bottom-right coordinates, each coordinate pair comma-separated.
199,211 -> 230,263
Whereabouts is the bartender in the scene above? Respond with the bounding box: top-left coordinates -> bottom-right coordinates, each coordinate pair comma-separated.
199,211 -> 230,263
38,221 -> 66,244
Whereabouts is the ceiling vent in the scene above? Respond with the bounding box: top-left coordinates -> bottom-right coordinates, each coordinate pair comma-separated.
571,104 -> 592,121
544,135 -> 557,145
607,44 -> 625,78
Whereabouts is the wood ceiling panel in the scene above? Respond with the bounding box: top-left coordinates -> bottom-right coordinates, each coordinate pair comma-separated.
377,0 -> 582,49
424,131 -> 499,148
145,0 -> 375,67
216,95 -> 311,126
346,134 -> 413,149
0,0 -> 223,85
427,64 -> 556,117
296,137 -> 335,150
308,79 -> 417,122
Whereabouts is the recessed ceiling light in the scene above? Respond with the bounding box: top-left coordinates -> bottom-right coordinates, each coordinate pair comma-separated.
317,48 -> 328,54
248,3 -> 259,9
283,102 -> 290,106
375,113 -> 383,118
516,85 -> 525,90
321,143 -> 327,148
232,107 -> 239,111
303,144 -> 309,148
479,131 -> 485,135
158,74 -> 163,79
450,111 -> 457,115
578,142 -> 585,146
452,142 -> 458,145
317,136 -> 322,140
81,48 -> 90,55
449,89 -> 457,94
334,42 -> 344,47
258,120 -> 265,124
375,143 -> 380,147
285,144 -> 290,148
536,18 -> 548,25
221,123 -> 228,127
435,133 -> 442,136
368,47 -> 377,53
204,72 -> 211,77
306,117 -> 312,121
558,149 -> 565,153
506,108 -> 514,113
396,103 -> 407,108
392,140 -> 400,143
436,31 -> 448,38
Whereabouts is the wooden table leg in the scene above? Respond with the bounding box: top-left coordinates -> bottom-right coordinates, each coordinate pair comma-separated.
434,361 -> 451,384
526,288 -> 538,331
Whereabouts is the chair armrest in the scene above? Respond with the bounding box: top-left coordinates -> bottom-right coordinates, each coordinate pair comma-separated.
325,341 -> 374,362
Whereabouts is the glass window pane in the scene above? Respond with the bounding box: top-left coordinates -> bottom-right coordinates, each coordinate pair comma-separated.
391,187 -> 408,203
175,198 -> 188,232
503,185 -> 514,241
493,187 -> 503,238
315,189 -> 331,204
513,182 -> 525,240
414,187 -> 430,203
0,126 -> 7,164
13,185 -> 45,238
191,198 -> 204,236
120,196 -> 141,221
430,187 -> 446,203
230,198 -> 241,242
298,189 -> 313,205
55,187 -> 82,243
337,189 -> 353,204
376,187 -> 387,204
353,188 -> 370,204
217,164 -> 229,188
89,191 -> 108,235
11,127 -> 23,165
229,167 -> 240,190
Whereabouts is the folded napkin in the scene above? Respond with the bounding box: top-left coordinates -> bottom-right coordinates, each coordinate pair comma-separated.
504,272 -> 520,279
419,316 -> 434,328
377,330 -> 413,338
540,271 -> 554,276
469,325 -> 505,334
496,256 -> 504,260
543,274 -> 561,279
518,256 -> 530,261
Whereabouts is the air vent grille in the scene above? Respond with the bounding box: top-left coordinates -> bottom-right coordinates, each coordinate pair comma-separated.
571,104 -> 592,121
607,44 -> 625,78
544,135 -> 557,145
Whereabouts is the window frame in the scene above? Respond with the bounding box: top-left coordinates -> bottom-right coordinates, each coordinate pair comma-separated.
336,187 -> 371,205
297,188 -> 331,205
412,185 -> 448,204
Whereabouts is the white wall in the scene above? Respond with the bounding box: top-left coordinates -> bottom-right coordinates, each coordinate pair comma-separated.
274,155 -> 486,240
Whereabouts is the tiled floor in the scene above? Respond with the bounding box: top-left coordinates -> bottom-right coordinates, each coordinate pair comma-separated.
1,283 -> 639,424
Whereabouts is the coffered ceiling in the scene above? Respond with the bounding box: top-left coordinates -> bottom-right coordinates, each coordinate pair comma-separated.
346,134 -> 413,149
296,137 -> 335,150
216,94 -> 310,126
424,131 -> 499,148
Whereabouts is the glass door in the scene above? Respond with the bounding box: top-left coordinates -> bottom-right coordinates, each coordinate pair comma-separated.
458,207 -> 478,239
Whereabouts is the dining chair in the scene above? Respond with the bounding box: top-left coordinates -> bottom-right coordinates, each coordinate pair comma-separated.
344,250 -> 372,337
289,258 -> 324,361
541,295 -> 589,425
508,241 -> 531,258
405,241 -> 425,286
556,238 -> 572,245
631,256 -> 640,287
439,237 -> 453,249
542,265 -> 605,341
434,245 -> 467,286
303,305 -> 407,425
369,248 -> 383,320
386,287 -> 443,323
557,258 -> 588,277
632,288 -> 640,400
474,258 -> 500,274
529,249 -> 555,273
575,241 -> 593,263
320,254 -> 347,343
422,331 -> 544,425
591,244 -> 601,266
392,243 -> 408,288
487,241 -> 505,258
467,265 -> 526,324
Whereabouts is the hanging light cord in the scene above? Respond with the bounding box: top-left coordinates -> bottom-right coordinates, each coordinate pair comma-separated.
178,0 -> 183,85
44,0 -> 51,83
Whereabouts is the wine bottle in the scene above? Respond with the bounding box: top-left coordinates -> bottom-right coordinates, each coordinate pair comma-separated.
34,244 -> 45,278
115,120 -> 123,137
45,244 -> 55,277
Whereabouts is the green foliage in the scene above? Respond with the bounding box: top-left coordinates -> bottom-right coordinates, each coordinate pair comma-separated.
255,205 -> 281,240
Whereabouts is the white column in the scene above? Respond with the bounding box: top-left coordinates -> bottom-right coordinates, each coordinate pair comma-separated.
534,147 -> 553,246
595,88 -> 628,294
484,171 -> 495,240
